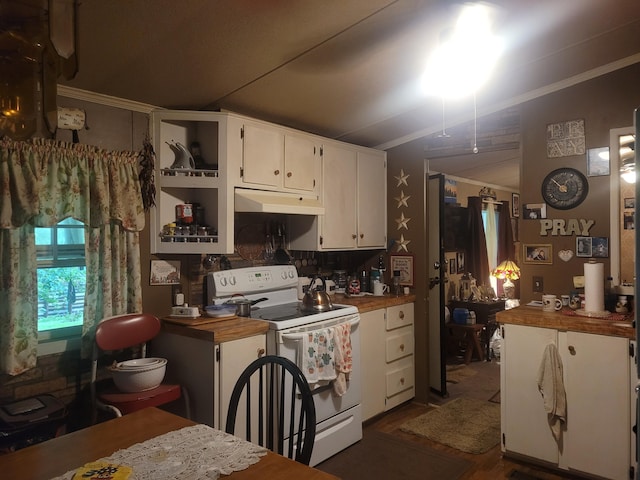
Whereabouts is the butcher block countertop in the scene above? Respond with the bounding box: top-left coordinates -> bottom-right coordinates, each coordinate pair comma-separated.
160,294 -> 416,343
497,305 -> 635,339
333,293 -> 416,313
161,315 -> 270,343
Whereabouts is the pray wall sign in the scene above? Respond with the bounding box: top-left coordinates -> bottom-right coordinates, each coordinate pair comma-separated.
539,219 -> 595,236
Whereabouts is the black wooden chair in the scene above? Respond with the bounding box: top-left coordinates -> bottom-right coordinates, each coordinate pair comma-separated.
225,355 -> 316,465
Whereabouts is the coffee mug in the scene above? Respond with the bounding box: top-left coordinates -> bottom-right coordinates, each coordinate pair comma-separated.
560,294 -> 570,307
373,282 -> 389,296
542,294 -> 562,312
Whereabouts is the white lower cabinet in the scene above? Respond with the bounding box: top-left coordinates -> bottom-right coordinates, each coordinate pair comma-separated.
501,323 -> 633,480
360,310 -> 386,420
151,332 -> 266,431
360,303 -> 415,421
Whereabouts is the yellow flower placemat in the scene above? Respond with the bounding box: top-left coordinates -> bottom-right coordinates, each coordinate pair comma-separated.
72,462 -> 132,480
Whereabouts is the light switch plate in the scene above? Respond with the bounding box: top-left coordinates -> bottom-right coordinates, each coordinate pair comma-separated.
533,276 -> 543,292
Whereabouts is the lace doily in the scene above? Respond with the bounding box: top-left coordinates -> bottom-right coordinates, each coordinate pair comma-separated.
50,424 -> 268,480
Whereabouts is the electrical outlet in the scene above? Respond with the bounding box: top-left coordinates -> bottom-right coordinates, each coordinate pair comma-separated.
533,276 -> 543,292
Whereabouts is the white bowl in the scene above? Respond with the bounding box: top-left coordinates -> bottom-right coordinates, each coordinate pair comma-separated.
110,358 -> 167,392
204,304 -> 237,318
118,358 -> 163,369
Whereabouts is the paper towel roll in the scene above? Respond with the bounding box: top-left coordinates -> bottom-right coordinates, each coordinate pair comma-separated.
584,261 -> 605,312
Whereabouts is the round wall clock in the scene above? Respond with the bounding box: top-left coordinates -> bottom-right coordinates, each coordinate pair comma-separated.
541,167 -> 589,210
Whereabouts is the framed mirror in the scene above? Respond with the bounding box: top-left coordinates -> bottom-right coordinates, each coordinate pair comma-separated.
609,126 -> 635,290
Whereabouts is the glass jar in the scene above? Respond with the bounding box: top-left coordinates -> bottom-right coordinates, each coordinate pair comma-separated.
333,270 -> 347,293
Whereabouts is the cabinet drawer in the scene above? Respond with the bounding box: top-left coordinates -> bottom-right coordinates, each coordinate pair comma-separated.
385,359 -> 414,398
386,303 -> 414,330
386,327 -> 414,363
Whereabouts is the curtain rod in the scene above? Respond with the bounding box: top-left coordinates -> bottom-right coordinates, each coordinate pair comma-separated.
482,198 -> 503,205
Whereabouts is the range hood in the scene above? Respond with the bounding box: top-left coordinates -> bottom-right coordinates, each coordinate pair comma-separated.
234,188 -> 325,215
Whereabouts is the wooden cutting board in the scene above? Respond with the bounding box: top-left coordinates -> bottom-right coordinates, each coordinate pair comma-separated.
163,314 -> 238,326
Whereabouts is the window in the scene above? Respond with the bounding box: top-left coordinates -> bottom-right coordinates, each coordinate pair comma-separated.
35,218 -> 86,344
482,205 -> 499,292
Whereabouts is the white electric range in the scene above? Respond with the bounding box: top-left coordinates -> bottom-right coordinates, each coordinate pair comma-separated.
206,265 -> 362,466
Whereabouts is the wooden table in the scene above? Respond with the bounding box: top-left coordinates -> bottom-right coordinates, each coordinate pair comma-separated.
445,322 -> 486,364
448,299 -> 505,360
0,407 -> 339,480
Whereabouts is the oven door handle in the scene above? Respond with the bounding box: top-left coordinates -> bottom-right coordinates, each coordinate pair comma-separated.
280,316 -> 360,341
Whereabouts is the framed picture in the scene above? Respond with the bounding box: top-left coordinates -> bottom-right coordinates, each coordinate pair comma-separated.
522,203 -> 547,220
390,254 -> 414,286
591,237 -> 609,258
576,237 -> 592,257
150,259 -> 181,285
511,193 -> 520,218
624,197 -> 635,209
523,244 -> 552,264
587,146 -> 610,177
470,284 -> 482,301
456,251 -> 465,273
448,257 -> 456,275
624,211 -> 635,230
576,236 -> 609,258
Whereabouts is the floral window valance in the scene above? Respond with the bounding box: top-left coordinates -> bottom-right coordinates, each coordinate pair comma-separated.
0,137 -> 145,231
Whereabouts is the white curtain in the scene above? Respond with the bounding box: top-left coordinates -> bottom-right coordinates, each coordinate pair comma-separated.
484,203 -> 498,291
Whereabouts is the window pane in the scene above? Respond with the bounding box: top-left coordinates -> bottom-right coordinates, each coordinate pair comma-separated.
36,219 -> 86,334
35,228 -> 53,245
37,266 -> 85,331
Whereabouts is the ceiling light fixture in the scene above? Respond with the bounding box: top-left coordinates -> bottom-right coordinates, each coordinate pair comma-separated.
422,3 -> 503,99
620,136 -> 636,183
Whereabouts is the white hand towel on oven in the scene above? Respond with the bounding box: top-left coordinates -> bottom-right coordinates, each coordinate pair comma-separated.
302,328 -> 337,387
332,322 -> 353,397
536,343 -> 566,442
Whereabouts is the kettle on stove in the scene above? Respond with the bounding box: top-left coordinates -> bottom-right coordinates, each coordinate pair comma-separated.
167,141 -> 195,170
301,276 -> 333,312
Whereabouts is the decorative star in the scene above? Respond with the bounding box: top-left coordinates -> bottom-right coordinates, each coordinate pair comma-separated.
395,169 -> 409,187
394,190 -> 410,208
396,234 -> 411,252
395,212 -> 411,230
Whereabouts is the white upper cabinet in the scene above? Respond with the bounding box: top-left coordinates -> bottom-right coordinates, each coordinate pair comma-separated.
150,110 -> 234,255
356,150 -> 387,248
320,143 -> 358,249
288,141 -> 387,251
241,121 -> 319,194
241,122 -> 283,189
150,109 -> 384,255
284,133 -> 317,192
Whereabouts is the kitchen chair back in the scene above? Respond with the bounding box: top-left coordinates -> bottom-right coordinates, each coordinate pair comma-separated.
225,355 -> 316,465
90,313 -> 189,424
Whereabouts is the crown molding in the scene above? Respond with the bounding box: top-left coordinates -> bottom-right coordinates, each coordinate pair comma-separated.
57,85 -> 160,114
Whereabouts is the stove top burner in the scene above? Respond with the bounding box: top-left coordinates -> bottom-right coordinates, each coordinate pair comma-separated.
254,302 -> 348,321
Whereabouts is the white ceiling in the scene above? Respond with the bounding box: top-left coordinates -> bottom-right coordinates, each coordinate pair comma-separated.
57,0 -> 640,190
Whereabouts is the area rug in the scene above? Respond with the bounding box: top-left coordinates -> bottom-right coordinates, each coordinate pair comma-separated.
489,389 -> 501,403
317,430 -> 472,480
446,364 -> 477,384
400,397 -> 500,454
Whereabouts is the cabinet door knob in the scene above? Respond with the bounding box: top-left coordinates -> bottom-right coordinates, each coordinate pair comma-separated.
399,311 -> 404,319
287,171 -> 292,177
274,169 -> 280,176
360,233 -> 364,239
400,377 -> 405,385
352,234 -> 357,239
399,343 -> 405,351
568,345 -> 576,355
257,348 -> 266,357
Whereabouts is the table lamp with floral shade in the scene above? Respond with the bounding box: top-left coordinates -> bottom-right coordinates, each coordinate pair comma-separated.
491,260 -> 520,299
